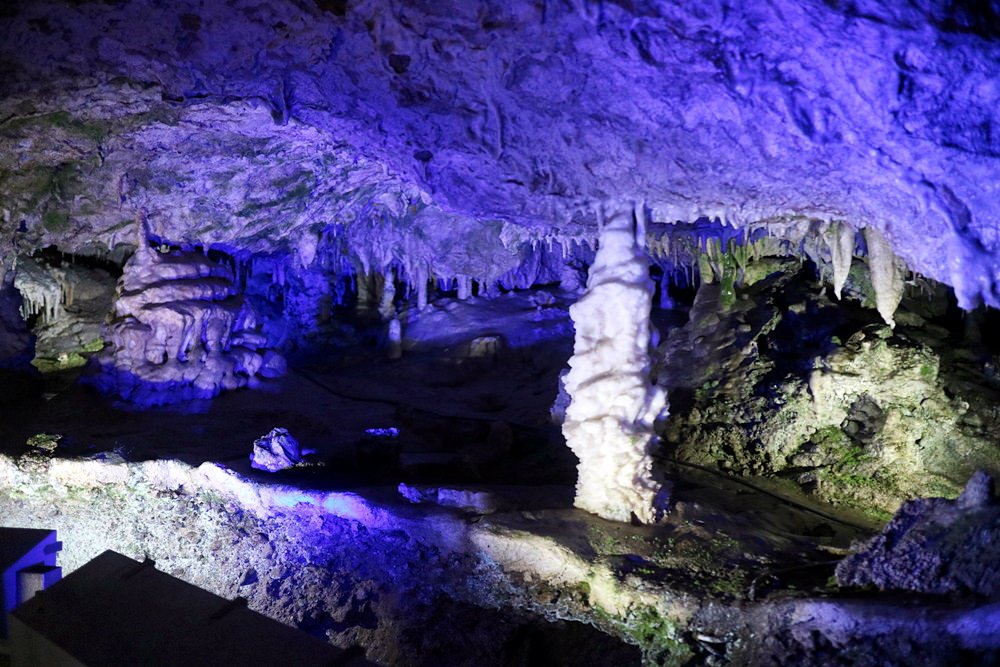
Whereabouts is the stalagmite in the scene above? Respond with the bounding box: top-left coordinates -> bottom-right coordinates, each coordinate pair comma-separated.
387,317 -> 402,359
864,226 -> 905,328
356,271 -> 374,311
830,222 -> 855,300
561,205 -> 668,524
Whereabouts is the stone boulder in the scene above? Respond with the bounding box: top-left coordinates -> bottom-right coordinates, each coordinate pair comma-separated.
836,471 -> 1000,598
250,428 -> 302,472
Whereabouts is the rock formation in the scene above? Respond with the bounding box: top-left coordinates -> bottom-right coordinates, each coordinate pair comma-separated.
562,207 -> 667,523
87,242 -> 283,405
0,0 -> 999,310
837,470 -> 1000,598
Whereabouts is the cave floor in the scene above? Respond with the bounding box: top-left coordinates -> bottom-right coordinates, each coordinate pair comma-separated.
3,290 -> 990,665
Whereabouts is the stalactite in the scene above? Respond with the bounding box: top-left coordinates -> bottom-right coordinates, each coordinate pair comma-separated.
13,256 -> 63,323
830,222 -> 855,300
379,267 -> 396,319
864,226 -> 905,328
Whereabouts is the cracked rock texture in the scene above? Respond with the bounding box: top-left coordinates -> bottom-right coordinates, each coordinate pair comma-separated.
1,0 -> 999,306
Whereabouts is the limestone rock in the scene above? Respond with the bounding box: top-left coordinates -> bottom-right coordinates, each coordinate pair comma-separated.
86,243 -> 283,404
250,428 -> 302,473
661,267 -> 1000,519
836,471 -> 1000,598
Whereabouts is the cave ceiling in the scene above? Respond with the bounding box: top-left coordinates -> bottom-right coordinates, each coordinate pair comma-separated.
1,0 -> 999,306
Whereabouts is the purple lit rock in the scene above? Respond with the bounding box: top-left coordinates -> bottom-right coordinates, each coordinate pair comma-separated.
836,471 -> 1000,599
88,243 -> 282,405
250,427 -> 302,472
0,1 -> 999,308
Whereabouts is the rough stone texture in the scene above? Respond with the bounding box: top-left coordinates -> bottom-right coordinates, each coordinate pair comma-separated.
836,471 -> 1000,599
250,427 -> 303,472
3,451 -> 1000,667
87,243 -> 282,404
1,1 -> 1000,307
0,453 -> 657,666
14,255 -> 116,372
661,262 -> 1000,519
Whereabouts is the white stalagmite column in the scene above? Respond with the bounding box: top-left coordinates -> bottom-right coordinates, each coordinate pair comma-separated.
416,268 -> 429,310
562,205 -> 668,524
457,275 -> 472,300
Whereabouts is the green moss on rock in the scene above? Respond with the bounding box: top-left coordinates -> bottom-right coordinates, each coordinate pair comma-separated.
42,210 -> 70,232
1,110 -> 109,144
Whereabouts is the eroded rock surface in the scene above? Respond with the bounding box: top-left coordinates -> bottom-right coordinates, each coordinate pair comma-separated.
836,471 -> 1000,598
661,262 -> 1000,519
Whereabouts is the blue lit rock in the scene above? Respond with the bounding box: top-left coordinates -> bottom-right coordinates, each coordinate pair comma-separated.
250,428 -> 303,473
87,243 -> 282,404
836,471 -> 1000,598
0,1 -> 999,308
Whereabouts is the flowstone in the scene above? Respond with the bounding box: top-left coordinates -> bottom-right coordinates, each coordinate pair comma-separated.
562,207 -> 667,524
87,243 -> 283,405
